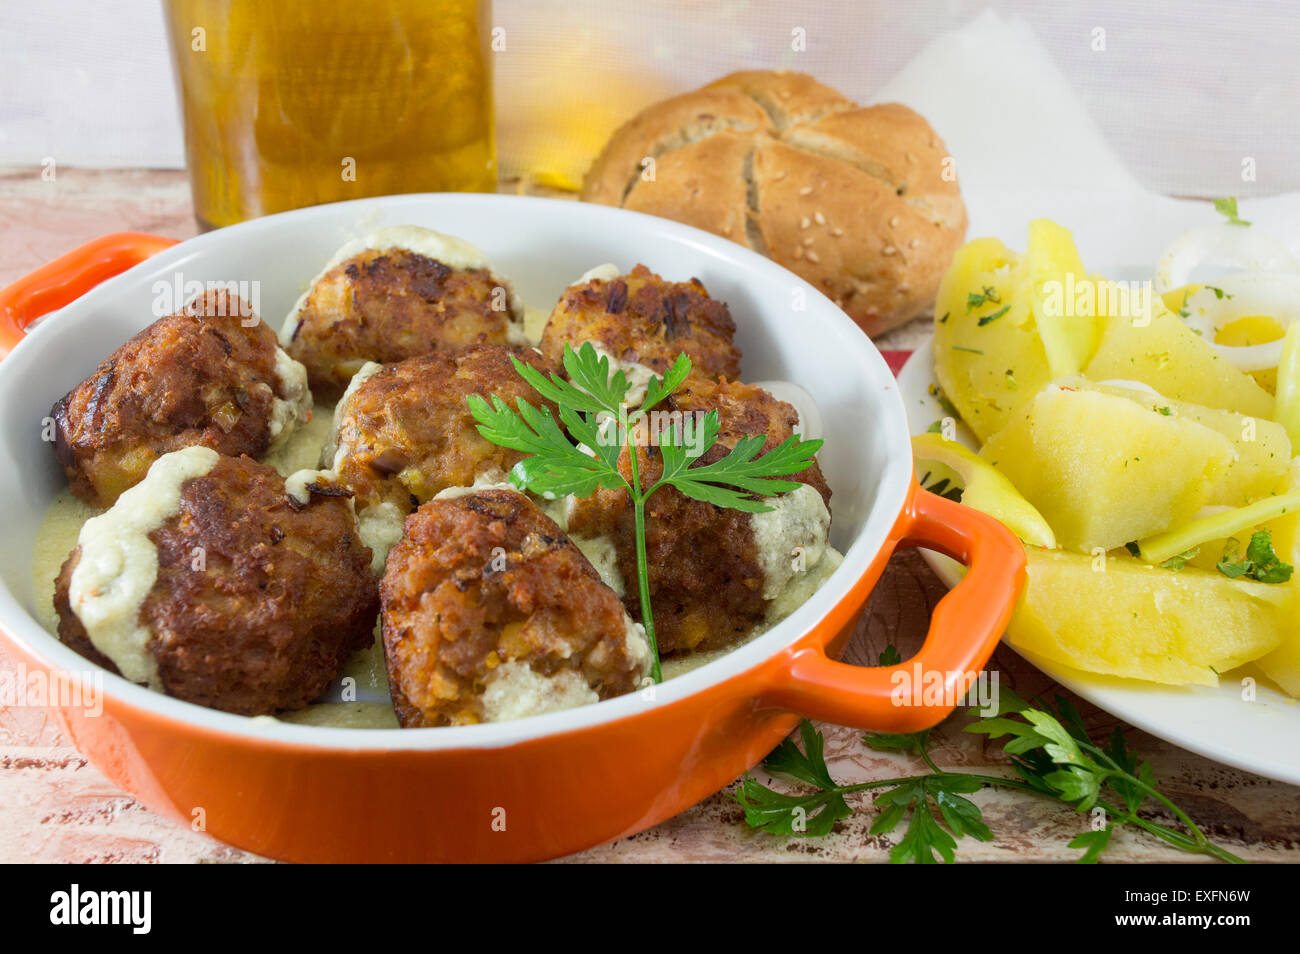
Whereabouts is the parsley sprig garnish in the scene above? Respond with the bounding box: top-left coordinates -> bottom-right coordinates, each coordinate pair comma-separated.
1217,529 -> 1293,583
736,685 -> 1244,863
467,342 -> 822,682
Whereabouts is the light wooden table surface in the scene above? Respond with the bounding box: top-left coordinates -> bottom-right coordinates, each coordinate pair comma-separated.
1,166 -> 1296,864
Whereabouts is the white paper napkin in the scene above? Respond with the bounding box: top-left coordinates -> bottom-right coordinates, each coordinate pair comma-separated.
870,9 -> 1300,270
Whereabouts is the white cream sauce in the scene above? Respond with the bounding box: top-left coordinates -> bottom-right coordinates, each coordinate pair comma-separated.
355,500 -> 407,575
751,483 -> 832,600
259,398 -> 335,478
280,225 -> 527,344
284,468 -> 337,507
322,360 -> 383,470
67,446 -> 219,688
575,263 -> 621,285
267,347 -> 312,451
588,341 -> 657,407
481,662 -> 599,723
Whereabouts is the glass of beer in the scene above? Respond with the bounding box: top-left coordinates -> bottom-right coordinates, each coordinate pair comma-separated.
163,0 -> 496,229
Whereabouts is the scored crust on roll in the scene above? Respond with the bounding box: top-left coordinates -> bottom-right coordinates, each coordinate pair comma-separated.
581,70 -> 967,337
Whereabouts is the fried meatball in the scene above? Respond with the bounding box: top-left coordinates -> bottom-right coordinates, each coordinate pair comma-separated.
54,450 -> 378,716
51,289 -> 312,507
282,226 -> 528,402
566,376 -> 831,655
381,489 -> 651,727
539,264 -> 741,391
330,345 -> 561,514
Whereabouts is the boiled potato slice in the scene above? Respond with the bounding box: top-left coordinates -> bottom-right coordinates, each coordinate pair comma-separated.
1092,381 -> 1291,506
980,384 -> 1237,552
1159,283 -> 1202,315
1219,315 -> 1285,393
1027,219 -> 1104,376
1257,615 -> 1300,698
912,433 -> 1056,547
1274,324 -> 1300,449
1008,546 -> 1288,686
1084,299 -> 1274,419
1257,466 -> 1300,698
933,238 -> 1051,442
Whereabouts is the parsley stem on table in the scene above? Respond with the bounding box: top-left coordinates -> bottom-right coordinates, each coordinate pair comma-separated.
736,681 -> 1245,864
467,342 -> 822,683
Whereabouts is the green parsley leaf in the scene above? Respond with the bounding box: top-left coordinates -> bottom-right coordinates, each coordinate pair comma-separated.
966,285 -> 1001,311
863,729 -> 928,755
735,722 -> 853,836
1213,197 -> 1251,227
635,351 -> 691,419
766,720 -> 840,790
734,775 -> 851,837
509,348 -> 616,417
1161,546 -> 1199,570
660,430 -> 822,513
877,783 -> 957,863
1217,529 -> 1293,583
977,305 -> 1010,327
1069,826 -> 1113,864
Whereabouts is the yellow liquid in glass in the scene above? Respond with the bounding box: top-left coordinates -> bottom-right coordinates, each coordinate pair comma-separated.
164,0 -> 495,228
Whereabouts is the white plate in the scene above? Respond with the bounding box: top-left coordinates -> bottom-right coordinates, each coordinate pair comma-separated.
899,338 -> 1300,785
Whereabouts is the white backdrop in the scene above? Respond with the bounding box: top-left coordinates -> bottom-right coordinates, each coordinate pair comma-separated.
2,0 -> 1298,197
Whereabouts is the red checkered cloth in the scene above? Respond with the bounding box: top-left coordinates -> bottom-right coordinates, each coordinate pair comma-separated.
880,350 -> 912,377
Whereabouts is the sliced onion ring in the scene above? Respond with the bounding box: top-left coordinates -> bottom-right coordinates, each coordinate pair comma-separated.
750,380 -> 823,441
1180,271 -> 1300,371
1155,224 -> 1299,294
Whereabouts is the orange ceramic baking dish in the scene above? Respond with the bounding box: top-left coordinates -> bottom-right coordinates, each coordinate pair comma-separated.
0,194 -> 1024,862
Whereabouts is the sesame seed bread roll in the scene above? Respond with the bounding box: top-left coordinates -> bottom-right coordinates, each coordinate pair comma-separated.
581,70 -> 967,338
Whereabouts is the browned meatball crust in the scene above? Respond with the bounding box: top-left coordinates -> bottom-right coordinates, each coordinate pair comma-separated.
381,490 -> 649,727
539,264 -> 741,380
54,454 -> 377,716
567,376 -> 830,655
51,289 -> 307,507
285,247 -> 525,402
332,345 -> 562,516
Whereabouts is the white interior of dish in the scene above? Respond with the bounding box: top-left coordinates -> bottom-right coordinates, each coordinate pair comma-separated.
0,194 -> 912,750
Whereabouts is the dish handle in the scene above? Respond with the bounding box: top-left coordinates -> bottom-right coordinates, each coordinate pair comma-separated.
0,231 -> 179,359
766,485 -> 1027,733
